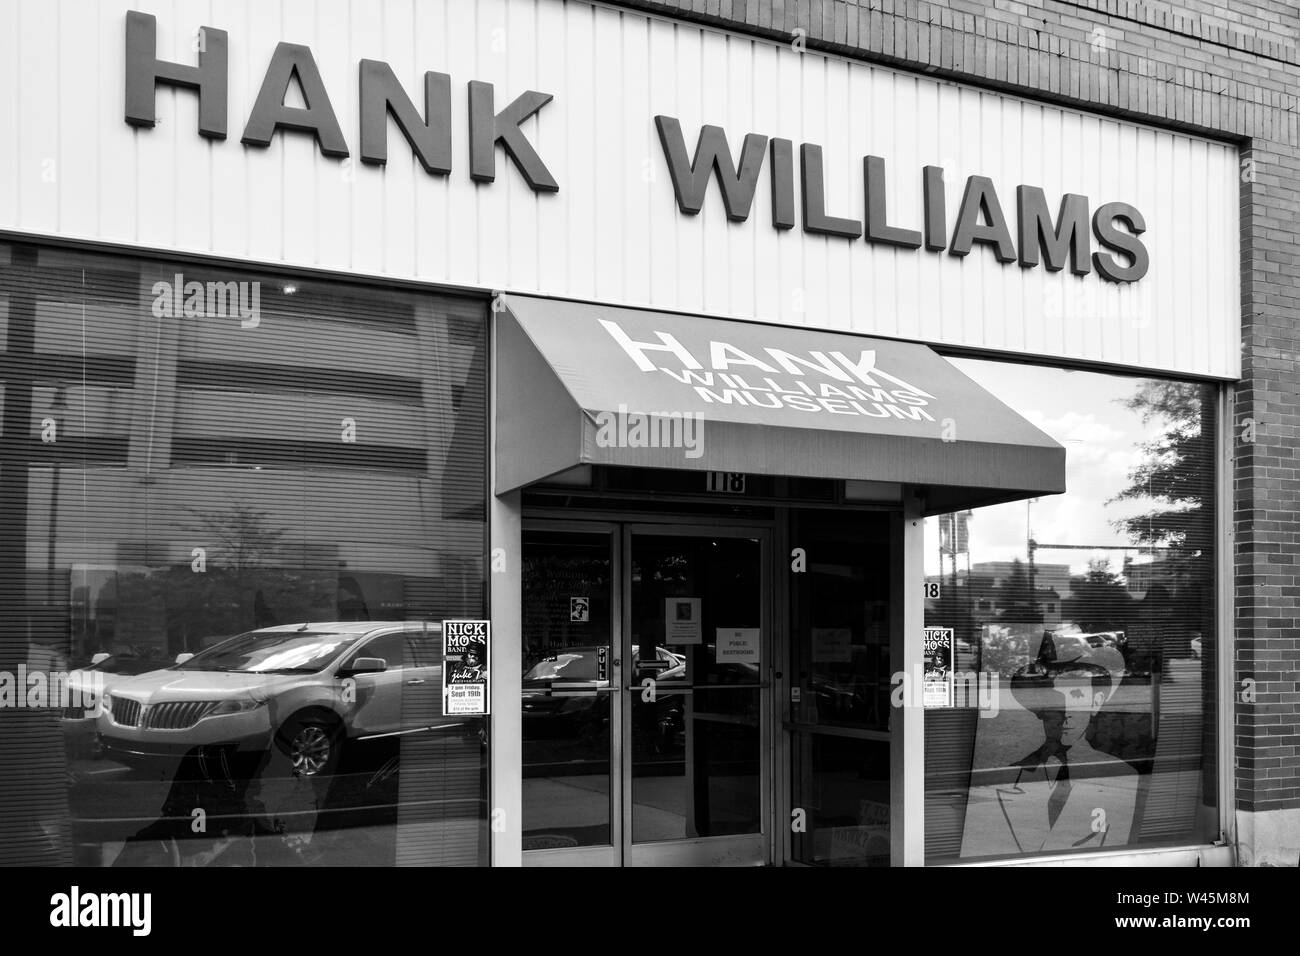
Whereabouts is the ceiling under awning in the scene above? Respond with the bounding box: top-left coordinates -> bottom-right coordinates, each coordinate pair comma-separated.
494,295 -> 1065,515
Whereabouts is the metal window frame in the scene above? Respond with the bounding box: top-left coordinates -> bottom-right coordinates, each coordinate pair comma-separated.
1217,384 -> 1235,849
934,381 -> 1235,866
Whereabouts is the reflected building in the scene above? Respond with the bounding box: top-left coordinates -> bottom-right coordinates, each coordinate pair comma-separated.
0,244 -> 488,866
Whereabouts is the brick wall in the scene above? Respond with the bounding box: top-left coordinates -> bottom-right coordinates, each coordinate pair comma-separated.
608,0 -> 1300,864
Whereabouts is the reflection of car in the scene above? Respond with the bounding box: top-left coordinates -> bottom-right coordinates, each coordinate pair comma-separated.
521,645 -> 683,741
98,621 -> 452,777
809,674 -> 868,720
1045,629 -> 1126,660
1083,630 -> 1125,649
62,653 -> 172,753
523,645 -> 683,688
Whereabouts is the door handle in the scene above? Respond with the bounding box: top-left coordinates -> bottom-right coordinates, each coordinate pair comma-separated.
406,678 -> 427,685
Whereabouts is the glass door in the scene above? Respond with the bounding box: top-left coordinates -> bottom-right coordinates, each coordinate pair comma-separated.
521,523 -> 621,865
786,509 -> 894,866
521,521 -> 772,866
623,526 -> 771,866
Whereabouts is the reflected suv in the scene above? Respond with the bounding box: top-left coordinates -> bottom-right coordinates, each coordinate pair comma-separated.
98,622 -> 448,776
521,645 -> 685,745
62,652 -> 172,756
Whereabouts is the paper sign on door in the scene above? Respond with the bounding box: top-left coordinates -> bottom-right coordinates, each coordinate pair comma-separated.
665,598 -> 702,644
811,627 -> 852,663
716,627 -> 760,664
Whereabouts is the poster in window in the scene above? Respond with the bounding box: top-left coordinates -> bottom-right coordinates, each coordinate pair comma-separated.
570,596 -> 589,622
443,620 -> 491,715
665,597 -> 702,644
959,630 -> 1151,858
922,627 -> 954,708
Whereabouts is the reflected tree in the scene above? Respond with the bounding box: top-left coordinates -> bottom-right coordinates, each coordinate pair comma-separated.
1110,381 -> 1214,549
996,558 -> 1042,623
1064,558 -> 1134,632
1106,380 -> 1216,811
162,504 -> 334,653
189,503 -> 287,569
1107,381 -> 1214,661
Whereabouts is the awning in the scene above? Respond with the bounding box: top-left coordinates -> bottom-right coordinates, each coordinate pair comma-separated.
494,295 -> 1065,514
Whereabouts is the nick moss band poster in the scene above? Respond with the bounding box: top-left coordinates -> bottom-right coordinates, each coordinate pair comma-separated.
923,627 -> 955,708
443,620 -> 491,716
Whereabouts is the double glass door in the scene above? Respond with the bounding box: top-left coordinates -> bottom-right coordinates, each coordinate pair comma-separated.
521,522 -> 770,866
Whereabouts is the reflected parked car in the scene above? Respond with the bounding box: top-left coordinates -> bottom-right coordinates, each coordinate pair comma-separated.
98,621 -> 453,777
521,645 -> 684,741
62,652 -> 173,755
1044,627 -> 1126,661
1082,630 -> 1126,649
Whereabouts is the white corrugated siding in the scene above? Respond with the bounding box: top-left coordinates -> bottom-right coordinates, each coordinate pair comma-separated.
0,0 -> 1240,378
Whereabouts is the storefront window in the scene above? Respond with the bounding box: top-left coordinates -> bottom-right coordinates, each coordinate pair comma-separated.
0,241 -> 489,866
924,360 -> 1218,861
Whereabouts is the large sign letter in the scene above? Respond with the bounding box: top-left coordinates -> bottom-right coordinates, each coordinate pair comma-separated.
242,43 -> 349,158
655,116 -> 767,222
124,10 -> 228,139
468,81 -> 559,192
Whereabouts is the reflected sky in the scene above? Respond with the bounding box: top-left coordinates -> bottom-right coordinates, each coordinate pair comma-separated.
926,360 -> 1198,576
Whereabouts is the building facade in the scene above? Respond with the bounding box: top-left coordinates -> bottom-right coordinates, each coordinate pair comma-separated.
0,0 -> 1293,867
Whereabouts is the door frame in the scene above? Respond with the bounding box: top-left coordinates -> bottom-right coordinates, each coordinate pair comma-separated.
520,514 -> 777,867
